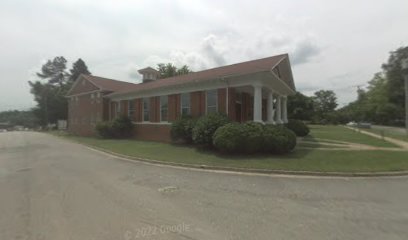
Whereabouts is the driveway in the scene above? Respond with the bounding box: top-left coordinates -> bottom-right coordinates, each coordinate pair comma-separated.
1,132 -> 407,240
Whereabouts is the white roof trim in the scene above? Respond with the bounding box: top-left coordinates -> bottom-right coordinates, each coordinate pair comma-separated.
66,75 -> 101,96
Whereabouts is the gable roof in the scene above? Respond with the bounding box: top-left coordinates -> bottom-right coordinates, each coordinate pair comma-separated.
138,67 -> 159,73
82,75 -> 136,92
109,53 -> 289,97
66,74 -> 137,96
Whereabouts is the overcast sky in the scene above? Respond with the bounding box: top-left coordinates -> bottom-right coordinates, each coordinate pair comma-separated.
1,0 -> 407,111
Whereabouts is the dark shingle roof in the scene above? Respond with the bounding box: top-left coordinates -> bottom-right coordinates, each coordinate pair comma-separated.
82,75 -> 137,92
109,54 -> 288,96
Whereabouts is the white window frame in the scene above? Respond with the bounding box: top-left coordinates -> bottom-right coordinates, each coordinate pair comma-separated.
160,95 -> 168,122
180,92 -> 191,116
143,98 -> 150,122
206,89 -> 218,114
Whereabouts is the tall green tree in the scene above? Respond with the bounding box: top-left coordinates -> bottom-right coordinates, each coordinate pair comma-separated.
36,56 -> 68,86
29,57 -> 91,126
313,90 -> 338,112
337,46 -> 407,125
381,46 -> 408,120
69,58 -> 91,82
157,63 -> 192,78
287,92 -> 314,120
313,90 -> 338,122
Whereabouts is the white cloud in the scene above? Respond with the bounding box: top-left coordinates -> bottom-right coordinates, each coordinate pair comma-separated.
1,0 -> 408,110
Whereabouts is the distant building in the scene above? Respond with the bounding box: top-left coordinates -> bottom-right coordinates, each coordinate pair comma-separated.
66,54 -> 296,142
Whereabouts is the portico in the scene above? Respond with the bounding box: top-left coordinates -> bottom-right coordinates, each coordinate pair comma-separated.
238,84 -> 289,124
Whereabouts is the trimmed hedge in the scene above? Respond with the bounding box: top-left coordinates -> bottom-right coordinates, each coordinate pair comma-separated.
213,123 -> 246,153
285,119 -> 310,137
242,122 -> 264,154
263,125 -> 296,154
213,123 -> 297,154
95,115 -> 134,139
192,113 -> 230,147
95,121 -> 113,138
170,115 -> 196,143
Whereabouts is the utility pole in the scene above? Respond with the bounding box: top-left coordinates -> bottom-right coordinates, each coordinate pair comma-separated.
401,58 -> 408,136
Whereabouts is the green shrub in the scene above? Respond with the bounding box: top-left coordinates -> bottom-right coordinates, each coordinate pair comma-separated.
170,115 -> 196,143
241,122 -> 264,154
95,121 -> 114,138
263,125 -> 296,154
285,119 -> 310,137
192,113 -> 230,147
95,115 -> 134,139
213,123 -> 246,153
111,115 -> 134,138
213,122 -> 296,155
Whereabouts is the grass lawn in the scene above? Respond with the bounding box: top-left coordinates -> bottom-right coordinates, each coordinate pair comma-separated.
51,125 -> 408,173
305,125 -> 399,148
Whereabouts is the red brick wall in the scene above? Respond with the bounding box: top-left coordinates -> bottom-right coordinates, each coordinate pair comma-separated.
68,92 -> 104,136
133,124 -> 172,142
68,86 -> 251,140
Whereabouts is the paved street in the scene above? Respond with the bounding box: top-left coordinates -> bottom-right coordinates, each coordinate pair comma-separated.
1,131 -> 407,240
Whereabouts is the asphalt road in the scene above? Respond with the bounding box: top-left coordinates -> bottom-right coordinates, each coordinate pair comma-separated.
1,132 -> 407,240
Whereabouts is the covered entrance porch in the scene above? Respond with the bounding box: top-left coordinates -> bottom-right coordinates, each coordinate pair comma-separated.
230,85 -> 288,124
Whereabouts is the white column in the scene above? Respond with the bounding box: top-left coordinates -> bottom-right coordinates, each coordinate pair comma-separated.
267,91 -> 275,124
276,95 -> 283,124
282,96 -> 288,123
253,85 -> 263,122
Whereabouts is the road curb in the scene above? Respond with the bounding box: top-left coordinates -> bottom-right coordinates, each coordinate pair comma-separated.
68,139 -> 408,178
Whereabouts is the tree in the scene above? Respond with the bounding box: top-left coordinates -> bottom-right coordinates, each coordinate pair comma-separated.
0,110 -> 38,128
28,80 -> 70,126
287,92 -> 314,120
157,63 -> 192,79
313,90 -> 338,122
29,56 -> 90,126
177,65 -> 191,75
36,56 -> 68,86
381,46 -> 408,120
313,90 -> 337,112
69,58 -> 91,82
338,48 -> 406,126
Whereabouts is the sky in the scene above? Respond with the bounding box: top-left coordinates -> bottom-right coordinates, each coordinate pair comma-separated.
1,0 -> 407,111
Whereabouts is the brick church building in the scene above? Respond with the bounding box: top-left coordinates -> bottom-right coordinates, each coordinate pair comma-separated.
66,54 -> 296,142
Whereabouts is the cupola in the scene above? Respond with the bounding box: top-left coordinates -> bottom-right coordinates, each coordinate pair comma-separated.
138,67 -> 160,83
